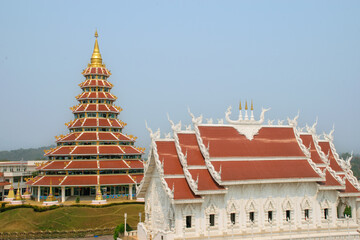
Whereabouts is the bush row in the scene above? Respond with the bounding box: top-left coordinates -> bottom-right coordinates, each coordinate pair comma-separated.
0,201 -> 143,213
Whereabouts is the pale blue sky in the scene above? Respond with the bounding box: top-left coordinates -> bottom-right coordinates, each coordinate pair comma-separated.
0,1 -> 359,154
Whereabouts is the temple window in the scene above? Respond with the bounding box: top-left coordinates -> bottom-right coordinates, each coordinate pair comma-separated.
209,214 -> 215,226
249,212 -> 255,223
186,216 -> 192,228
230,213 -> 236,225
324,208 -> 329,220
286,210 -> 291,221
305,209 -> 310,220
92,75 -> 95,79
268,211 -> 273,222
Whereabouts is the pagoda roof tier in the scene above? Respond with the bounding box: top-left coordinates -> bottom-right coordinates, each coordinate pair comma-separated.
82,67 -> 111,76
76,92 -> 116,100
79,79 -> 113,89
66,118 -> 125,129
56,132 -> 133,142
72,104 -> 121,114
38,159 -> 144,170
44,145 -> 144,156
29,174 -> 140,186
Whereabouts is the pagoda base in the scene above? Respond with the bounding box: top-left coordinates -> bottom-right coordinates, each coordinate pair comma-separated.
10,200 -> 24,205
22,194 -> 32,199
92,199 -> 107,205
4,198 -> 14,202
136,198 -> 145,202
42,200 -> 59,206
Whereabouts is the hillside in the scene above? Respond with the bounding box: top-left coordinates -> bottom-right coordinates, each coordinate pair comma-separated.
0,145 -> 55,161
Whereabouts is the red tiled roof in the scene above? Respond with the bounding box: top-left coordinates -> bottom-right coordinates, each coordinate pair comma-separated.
199,126 -> 306,158
100,175 -> 134,185
41,161 -> 68,170
66,161 -> 97,169
318,141 -> 343,172
32,176 -> 66,186
72,146 -> 98,155
323,170 -> 342,187
165,178 -> 200,200
131,174 -> 144,183
343,179 -> 360,193
99,146 -> 123,154
211,160 -> 321,181
0,182 -> 10,186
188,169 -> 224,191
61,176 -> 97,186
125,160 -> 144,169
156,141 -> 184,175
80,79 -> 112,88
177,133 -> 206,166
99,160 -> 129,169
77,133 -> 97,141
300,134 -> 324,164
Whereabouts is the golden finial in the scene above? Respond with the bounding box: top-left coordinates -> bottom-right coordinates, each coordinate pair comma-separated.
251,100 -> 253,110
90,30 -> 103,67
245,101 -> 248,110
239,101 -> 242,110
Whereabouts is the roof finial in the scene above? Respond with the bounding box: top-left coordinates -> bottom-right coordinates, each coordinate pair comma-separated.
245,101 -> 248,110
239,101 -> 242,110
251,100 -> 254,111
90,30 -> 103,67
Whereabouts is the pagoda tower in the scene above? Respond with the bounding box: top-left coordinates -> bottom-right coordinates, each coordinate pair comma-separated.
28,32 -> 145,202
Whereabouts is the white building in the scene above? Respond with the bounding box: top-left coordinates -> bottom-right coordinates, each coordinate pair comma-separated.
0,160 -> 47,200
137,104 -> 360,240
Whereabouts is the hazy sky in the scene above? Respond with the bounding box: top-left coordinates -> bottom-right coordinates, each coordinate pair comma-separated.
0,1 -> 359,154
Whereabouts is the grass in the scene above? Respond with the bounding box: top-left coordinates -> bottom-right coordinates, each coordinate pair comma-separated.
0,203 -> 144,233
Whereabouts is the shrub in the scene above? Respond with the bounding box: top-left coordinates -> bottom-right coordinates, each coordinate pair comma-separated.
75,196 -> 80,204
344,205 -> 352,217
113,223 -> 132,240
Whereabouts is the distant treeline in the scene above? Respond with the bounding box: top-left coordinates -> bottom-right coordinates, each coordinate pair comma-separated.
0,145 -> 55,161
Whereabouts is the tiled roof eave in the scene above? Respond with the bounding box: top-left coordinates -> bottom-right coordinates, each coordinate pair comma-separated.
220,177 -> 324,186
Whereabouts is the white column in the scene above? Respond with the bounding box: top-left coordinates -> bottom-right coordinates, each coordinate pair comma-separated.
37,186 -> 40,202
129,184 -> 133,200
61,186 -> 65,202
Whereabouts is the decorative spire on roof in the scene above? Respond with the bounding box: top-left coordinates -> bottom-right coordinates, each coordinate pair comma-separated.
250,100 -> 254,120
90,30 -> 104,67
244,101 -> 249,120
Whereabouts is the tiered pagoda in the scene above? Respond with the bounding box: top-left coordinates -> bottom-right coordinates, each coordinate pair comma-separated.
28,32 -> 144,202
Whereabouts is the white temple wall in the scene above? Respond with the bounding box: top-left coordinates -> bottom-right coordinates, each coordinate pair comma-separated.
170,182 -> 354,238
144,166 -> 174,235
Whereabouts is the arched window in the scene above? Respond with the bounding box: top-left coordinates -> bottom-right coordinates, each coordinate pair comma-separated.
264,198 -> 276,226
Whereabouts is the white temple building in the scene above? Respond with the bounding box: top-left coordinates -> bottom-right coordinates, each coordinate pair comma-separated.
137,103 -> 360,240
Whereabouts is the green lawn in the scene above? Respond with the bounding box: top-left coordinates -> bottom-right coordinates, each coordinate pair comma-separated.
0,203 -> 144,233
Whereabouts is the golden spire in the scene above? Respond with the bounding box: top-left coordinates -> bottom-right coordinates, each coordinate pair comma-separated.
46,179 -> 56,202
90,30 -> 103,67
15,182 -> 22,201
251,100 -> 254,110
95,184 -> 104,201
245,101 -> 248,110
239,101 -> 242,110
7,184 -> 15,199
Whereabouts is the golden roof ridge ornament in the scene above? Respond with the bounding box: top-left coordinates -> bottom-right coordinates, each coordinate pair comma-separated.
90,30 -> 104,67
